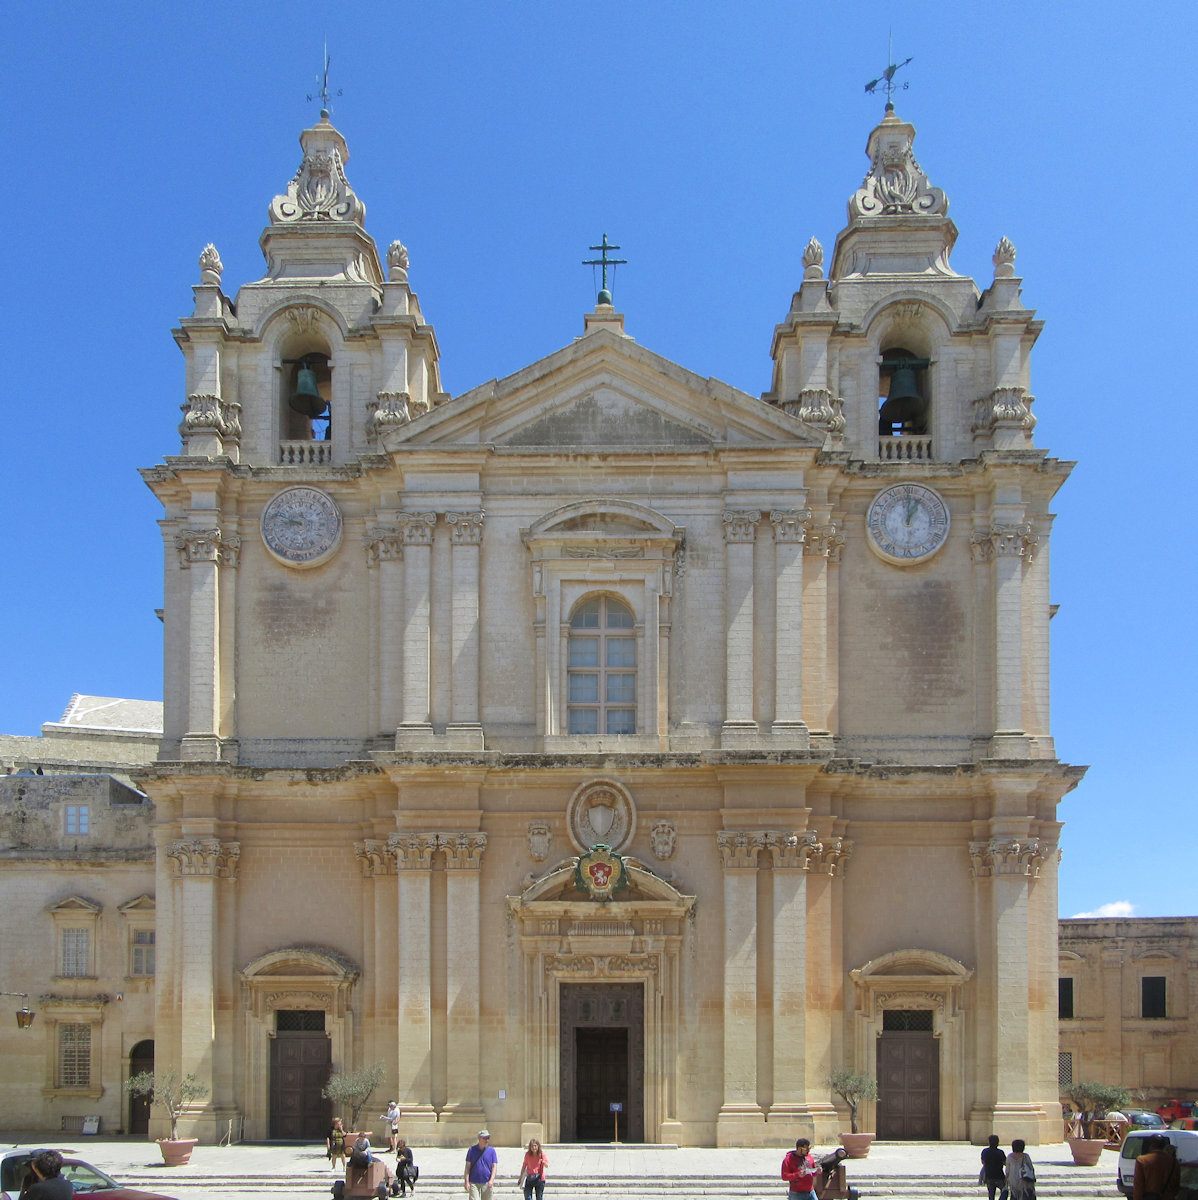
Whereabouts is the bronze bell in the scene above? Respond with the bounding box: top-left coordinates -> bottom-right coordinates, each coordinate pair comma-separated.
290,362 -> 328,418
878,364 -> 928,433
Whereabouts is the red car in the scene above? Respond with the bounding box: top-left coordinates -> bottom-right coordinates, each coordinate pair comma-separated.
0,1150 -> 177,1200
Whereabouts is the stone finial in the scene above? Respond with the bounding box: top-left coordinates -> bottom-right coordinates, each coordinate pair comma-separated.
849,113 -> 947,220
199,244 -> 223,286
269,117 -> 365,226
387,240 -> 410,282
993,236 -> 1016,279
802,237 -> 824,280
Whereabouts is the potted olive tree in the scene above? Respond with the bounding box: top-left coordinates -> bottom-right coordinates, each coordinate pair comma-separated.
124,1069 -> 208,1164
1064,1081 -> 1131,1165
827,1069 -> 880,1158
321,1060 -> 386,1133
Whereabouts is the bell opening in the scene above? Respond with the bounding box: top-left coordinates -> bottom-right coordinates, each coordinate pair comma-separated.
878,347 -> 930,437
284,354 -> 332,442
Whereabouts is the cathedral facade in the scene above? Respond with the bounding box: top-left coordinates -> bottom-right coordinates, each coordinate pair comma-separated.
4,104 -> 1082,1147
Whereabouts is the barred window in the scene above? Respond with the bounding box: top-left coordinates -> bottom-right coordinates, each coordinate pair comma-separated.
567,596 -> 637,734
1058,1051 -> 1073,1089
57,1023 -> 91,1088
65,805 -> 90,836
131,930 -> 155,977
61,928 -> 91,977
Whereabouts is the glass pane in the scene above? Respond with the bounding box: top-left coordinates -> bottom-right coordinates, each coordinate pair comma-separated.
571,599 -> 600,628
606,709 -> 636,734
568,637 -> 599,667
606,674 -> 636,703
605,600 -> 634,628
606,637 -> 636,667
568,709 -> 599,734
568,674 -> 599,703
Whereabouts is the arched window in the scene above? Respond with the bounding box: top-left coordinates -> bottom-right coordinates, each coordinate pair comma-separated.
567,596 -> 636,734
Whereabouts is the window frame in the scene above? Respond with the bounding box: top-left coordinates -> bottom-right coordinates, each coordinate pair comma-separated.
1058,976 -> 1075,1020
49,896 -> 101,981
64,804 -> 90,836
1141,975 -> 1167,1019
567,594 -> 638,735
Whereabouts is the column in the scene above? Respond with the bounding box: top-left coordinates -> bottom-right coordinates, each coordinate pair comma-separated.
397,512 -> 436,744
366,530 -> 404,732
715,831 -> 767,1143
770,509 -> 810,743
968,825 -> 1050,1141
445,511 -> 484,748
440,833 -> 488,1129
175,529 -> 240,761
973,523 -> 1037,745
390,834 -> 438,1130
166,837 -> 241,1137
722,510 -> 760,746
355,840 -> 398,1069
800,517 -> 841,740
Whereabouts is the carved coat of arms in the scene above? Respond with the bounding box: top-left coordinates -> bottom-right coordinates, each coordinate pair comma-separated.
574,844 -> 629,903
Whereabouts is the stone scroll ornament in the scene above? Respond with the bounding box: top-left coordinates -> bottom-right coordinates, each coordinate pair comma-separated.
574,844 -> 629,903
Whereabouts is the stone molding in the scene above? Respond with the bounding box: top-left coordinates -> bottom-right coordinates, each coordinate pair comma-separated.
970,523 -> 1038,564
446,511 -> 485,545
717,830 -> 851,875
440,832 -> 487,869
722,510 -> 761,543
968,837 -> 1046,879
166,837 -> 241,879
716,830 -> 768,869
355,839 -> 396,877
545,952 -> 660,977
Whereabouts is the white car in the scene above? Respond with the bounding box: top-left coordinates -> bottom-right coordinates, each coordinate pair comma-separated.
1116,1129 -> 1198,1198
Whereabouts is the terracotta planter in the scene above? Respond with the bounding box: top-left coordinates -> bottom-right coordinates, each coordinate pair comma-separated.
157,1138 -> 198,1166
1067,1137 -> 1106,1166
838,1133 -> 875,1159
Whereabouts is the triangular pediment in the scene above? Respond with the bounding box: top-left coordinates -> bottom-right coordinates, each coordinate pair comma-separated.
381,328 -> 822,451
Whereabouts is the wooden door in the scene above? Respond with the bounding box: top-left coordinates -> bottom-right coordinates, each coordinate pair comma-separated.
877,1031 -> 939,1139
269,1031 -> 332,1139
575,1027 -> 628,1141
128,1040 -> 154,1135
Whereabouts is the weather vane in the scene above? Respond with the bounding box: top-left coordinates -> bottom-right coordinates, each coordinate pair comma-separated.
864,33 -> 912,111
307,42 -> 342,115
583,234 -> 627,304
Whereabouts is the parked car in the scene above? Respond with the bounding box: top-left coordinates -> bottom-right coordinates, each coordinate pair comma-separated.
1125,1110 -> 1168,1130
1116,1129 -> 1198,1198
0,1149 -> 178,1200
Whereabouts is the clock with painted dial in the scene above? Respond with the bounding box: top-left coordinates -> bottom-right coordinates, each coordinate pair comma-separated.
866,483 -> 950,564
260,486 -> 343,567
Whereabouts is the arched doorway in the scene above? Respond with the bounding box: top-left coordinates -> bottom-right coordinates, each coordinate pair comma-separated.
128,1040 -> 154,1135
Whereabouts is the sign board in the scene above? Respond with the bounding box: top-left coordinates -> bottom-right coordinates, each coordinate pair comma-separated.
81,1116 -> 100,1135
609,1102 -> 623,1112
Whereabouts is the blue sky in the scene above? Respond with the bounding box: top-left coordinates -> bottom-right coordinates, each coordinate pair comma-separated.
5,2 -> 1195,919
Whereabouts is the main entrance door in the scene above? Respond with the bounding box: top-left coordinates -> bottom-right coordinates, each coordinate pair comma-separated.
269,1015 -> 332,1139
876,1019 -> 940,1139
560,984 -> 643,1142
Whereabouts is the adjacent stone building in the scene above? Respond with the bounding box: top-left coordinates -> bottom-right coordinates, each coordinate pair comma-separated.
1,103 -> 1084,1146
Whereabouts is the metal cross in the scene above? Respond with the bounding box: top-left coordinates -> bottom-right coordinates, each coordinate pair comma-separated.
582,234 -> 627,295
307,42 -> 343,114
864,33 -> 912,107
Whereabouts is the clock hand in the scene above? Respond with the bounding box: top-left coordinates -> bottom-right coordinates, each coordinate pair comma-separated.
904,497 -> 918,526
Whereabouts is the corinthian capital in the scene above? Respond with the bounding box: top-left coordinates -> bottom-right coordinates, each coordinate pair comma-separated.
397,512 -> 437,546
804,524 -> 844,561
717,830 -> 769,869
446,511 -> 485,546
722,510 -> 761,544
355,839 -> 397,877
365,529 -> 403,567
167,837 -> 241,879
175,528 -> 241,568
438,832 -> 488,869
387,832 -> 439,869
969,837 -> 1045,879
970,523 -> 1037,564
770,509 -> 813,544
766,830 -> 822,870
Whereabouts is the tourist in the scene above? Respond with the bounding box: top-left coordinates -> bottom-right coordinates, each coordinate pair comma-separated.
980,1133 -> 1007,1200
1005,1139 -> 1036,1200
383,1101 -> 401,1151
1133,1134 -> 1180,1200
395,1138 -> 417,1196
781,1138 -> 820,1196
519,1137 -> 549,1200
464,1129 -> 498,1200
327,1116 -> 349,1169
21,1151 -> 73,1200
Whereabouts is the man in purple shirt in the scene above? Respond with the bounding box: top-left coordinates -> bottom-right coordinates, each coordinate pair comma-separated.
464,1130 -> 497,1200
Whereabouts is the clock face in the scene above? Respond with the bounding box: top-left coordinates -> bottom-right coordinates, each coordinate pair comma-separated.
260,487 -> 342,567
866,483 -> 950,564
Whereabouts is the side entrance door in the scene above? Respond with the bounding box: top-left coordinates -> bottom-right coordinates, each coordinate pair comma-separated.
269,1017 -> 332,1139
876,1020 -> 940,1139
128,1040 -> 154,1135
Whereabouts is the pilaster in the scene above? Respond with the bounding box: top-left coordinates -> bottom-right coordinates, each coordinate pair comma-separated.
396,513 -> 437,746
769,509 -> 811,745
722,510 -> 760,745
445,512 -> 485,749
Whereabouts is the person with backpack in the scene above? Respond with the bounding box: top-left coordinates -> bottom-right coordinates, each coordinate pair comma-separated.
782,1138 -> 820,1197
